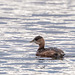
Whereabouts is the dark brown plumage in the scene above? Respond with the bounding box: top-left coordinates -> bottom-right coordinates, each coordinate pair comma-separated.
30,36 -> 65,59
34,36 -> 42,41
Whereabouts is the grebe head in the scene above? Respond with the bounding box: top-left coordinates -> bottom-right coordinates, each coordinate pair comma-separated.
30,36 -> 45,49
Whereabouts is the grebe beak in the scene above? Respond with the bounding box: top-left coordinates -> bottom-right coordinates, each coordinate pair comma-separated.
30,40 -> 40,45
30,40 -> 34,43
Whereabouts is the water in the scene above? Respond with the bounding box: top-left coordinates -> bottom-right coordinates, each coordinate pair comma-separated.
0,0 -> 75,75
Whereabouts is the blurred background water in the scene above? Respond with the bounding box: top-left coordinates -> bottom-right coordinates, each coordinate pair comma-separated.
0,0 -> 75,75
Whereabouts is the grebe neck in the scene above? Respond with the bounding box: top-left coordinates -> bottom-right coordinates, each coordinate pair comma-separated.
38,43 -> 45,50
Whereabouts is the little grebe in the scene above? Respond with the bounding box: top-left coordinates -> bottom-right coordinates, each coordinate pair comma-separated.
30,36 -> 65,59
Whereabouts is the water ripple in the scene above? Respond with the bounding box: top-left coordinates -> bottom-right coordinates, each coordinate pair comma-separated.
0,0 -> 75,75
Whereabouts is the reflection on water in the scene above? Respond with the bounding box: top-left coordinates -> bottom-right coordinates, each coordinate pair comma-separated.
0,0 -> 75,75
